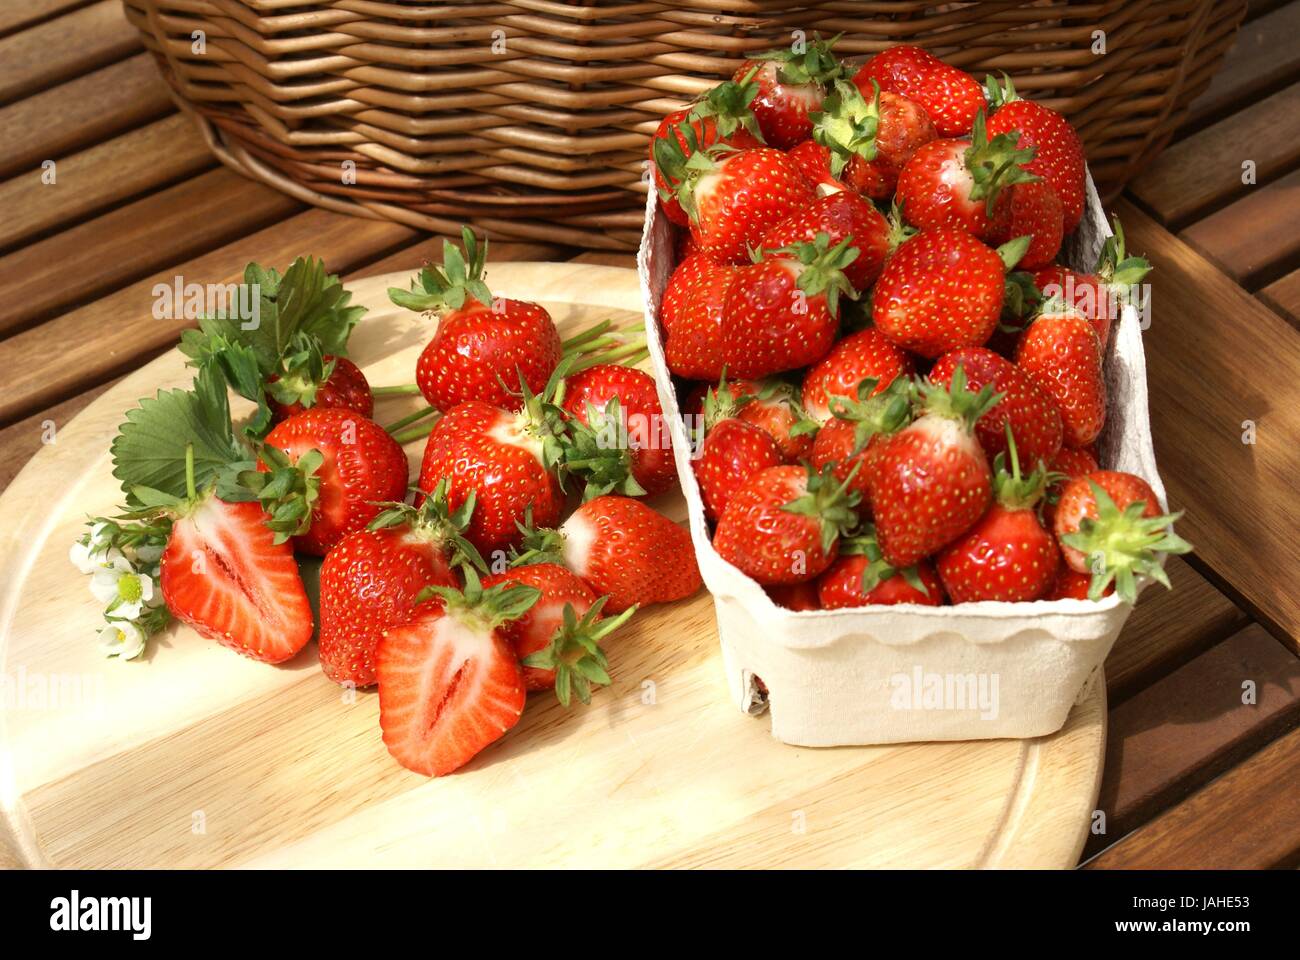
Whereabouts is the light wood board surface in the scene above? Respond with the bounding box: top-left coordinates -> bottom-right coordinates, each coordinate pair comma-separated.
0,263 -> 1105,869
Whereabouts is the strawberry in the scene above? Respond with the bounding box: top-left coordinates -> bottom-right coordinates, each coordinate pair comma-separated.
559,362 -> 676,498
674,145 -> 816,264
318,481 -> 482,687
765,582 -> 821,611
694,392 -> 784,522
661,254 -> 736,381
930,346 -> 1062,467
812,80 -> 937,199
895,111 -> 1039,238
985,75 -> 1086,232
514,495 -> 701,612
786,139 -> 842,192
801,327 -> 914,423
1015,302 -> 1106,448
650,78 -> 766,226
759,190 -> 891,291
376,570 -> 538,776
721,233 -> 858,378
713,463 -> 860,585
390,228 -> 563,412
817,526 -> 943,608
1053,471 -> 1190,601
161,496 -> 314,663
418,388 -> 566,558
258,406 -> 409,556
809,375 -> 913,514
936,431 -> 1059,602
872,228 -> 1025,358
735,38 -> 842,148
986,180 -> 1063,270
870,367 -> 1000,567
1046,566 -> 1109,601
483,562 -> 632,701
854,45 -> 983,138
268,355 -> 372,423
731,379 -> 818,462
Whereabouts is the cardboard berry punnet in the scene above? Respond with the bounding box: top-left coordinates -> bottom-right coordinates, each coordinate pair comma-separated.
637,173 -> 1168,746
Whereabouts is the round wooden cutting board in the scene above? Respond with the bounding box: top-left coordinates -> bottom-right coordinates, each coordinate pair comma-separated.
0,263 -> 1105,869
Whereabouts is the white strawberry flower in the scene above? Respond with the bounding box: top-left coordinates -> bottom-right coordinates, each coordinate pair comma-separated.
99,621 -> 146,660
69,522 -> 119,574
90,556 -> 155,619
134,543 -> 164,565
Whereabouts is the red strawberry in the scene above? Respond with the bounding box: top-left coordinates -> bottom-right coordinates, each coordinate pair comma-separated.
855,44 -> 939,95
1053,471 -> 1190,601
390,228 -> 563,413
713,464 -> 860,585
677,145 -> 816,264
786,139 -> 842,192
661,254 -> 736,381
765,582 -> 822,611
419,394 -> 565,558
516,495 -> 701,612
318,482 -> 480,687
986,75 -> 1086,232
735,39 -> 842,148
870,368 -> 1000,567
801,327 -> 914,423
854,46 -> 983,138
559,363 -> 676,498
930,346 -> 1062,467
1046,566 -> 1109,601
1042,445 -> 1099,530
376,571 -> 537,776
694,409 -> 783,523
732,380 -> 818,462
483,562 -> 631,702
936,433 -> 1059,602
986,180 -> 1063,270
1015,303 -> 1106,448
721,234 -> 858,378
872,228 -> 1018,358
760,190 -> 891,291
268,355 -> 373,423
895,112 -> 1039,238
816,526 -> 943,608
809,375 -> 913,514
260,407 -> 409,556
161,496 -> 313,664
852,90 -> 939,198
650,79 -> 765,226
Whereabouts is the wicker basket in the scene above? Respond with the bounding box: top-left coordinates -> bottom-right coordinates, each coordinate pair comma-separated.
124,0 -> 1247,251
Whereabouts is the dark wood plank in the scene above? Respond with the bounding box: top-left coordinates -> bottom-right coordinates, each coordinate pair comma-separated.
1086,722 -> 1300,868
1258,266 -> 1300,328
1179,166 -> 1300,288
0,113 -> 214,253
1119,199 -> 1300,649
1105,557 -> 1247,704
0,53 -> 172,181
0,381 -> 114,494
0,1 -> 139,105
1090,624 -> 1300,858
1183,2 -> 1300,130
0,0 -> 90,37
0,168 -> 302,338
1129,81 -> 1300,229
0,209 -> 417,428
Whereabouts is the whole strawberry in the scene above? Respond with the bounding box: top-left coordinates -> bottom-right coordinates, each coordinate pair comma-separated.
1046,566 -> 1110,601
259,406 -> 409,556
810,79 -> 938,200
731,378 -> 819,462
268,354 -> 373,423
318,482 -> 482,687
936,431 -> 1059,602
1015,301 -> 1106,448
872,228 -> 1024,358
853,45 -> 984,138
1034,215 -> 1151,348
735,37 -> 842,148
693,382 -> 784,522
766,582 -> 822,611
1043,445 -> 1099,529
1054,471 -> 1190,601
801,327 -> 914,423
389,228 -> 563,412
930,346 -> 1062,467
721,233 -> 859,378
986,74 -> 1087,232
661,253 -> 736,381
713,463 -> 861,585
817,525 -> 943,608
760,190 -> 891,292
809,375 -> 913,515
986,180 -> 1063,270
871,366 -> 1000,567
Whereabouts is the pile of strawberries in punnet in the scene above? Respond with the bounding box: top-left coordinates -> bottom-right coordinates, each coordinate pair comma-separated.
652,39 -> 1189,611
71,238 -> 703,777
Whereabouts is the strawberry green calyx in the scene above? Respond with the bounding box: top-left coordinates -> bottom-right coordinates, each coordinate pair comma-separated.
1002,269 -> 1042,325
983,73 -> 1022,111
688,76 -> 765,144
515,359 -> 573,476
996,235 -> 1033,272
991,425 -> 1047,511
810,79 -> 881,175
387,225 -> 493,313
826,375 -> 914,457
772,231 -> 862,318
1060,482 -> 1192,603
508,507 -> 567,568
885,200 -> 919,253
559,396 -> 649,500
219,442 -> 323,545
1096,215 -> 1152,289
753,33 -> 844,88
781,461 -> 862,556
964,109 -> 1040,215
840,524 -> 931,596
368,480 -> 487,572
522,596 -> 634,707
415,566 -> 541,631
918,364 -> 1003,432
701,370 -> 756,431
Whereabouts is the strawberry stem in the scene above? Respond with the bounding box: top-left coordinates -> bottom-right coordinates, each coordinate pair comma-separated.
372,383 -> 421,397
565,339 -> 649,374
384,405 -> 439,434
184,443 -> 196,502
561,319 -> 613,351
390,421 -> 440,446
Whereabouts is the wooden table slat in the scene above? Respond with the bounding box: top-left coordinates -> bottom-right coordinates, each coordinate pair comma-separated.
0,0 -> 140,106
0,0 -> 92,38
1179,166 -> 1300,288
1258,266 -> 1300,328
